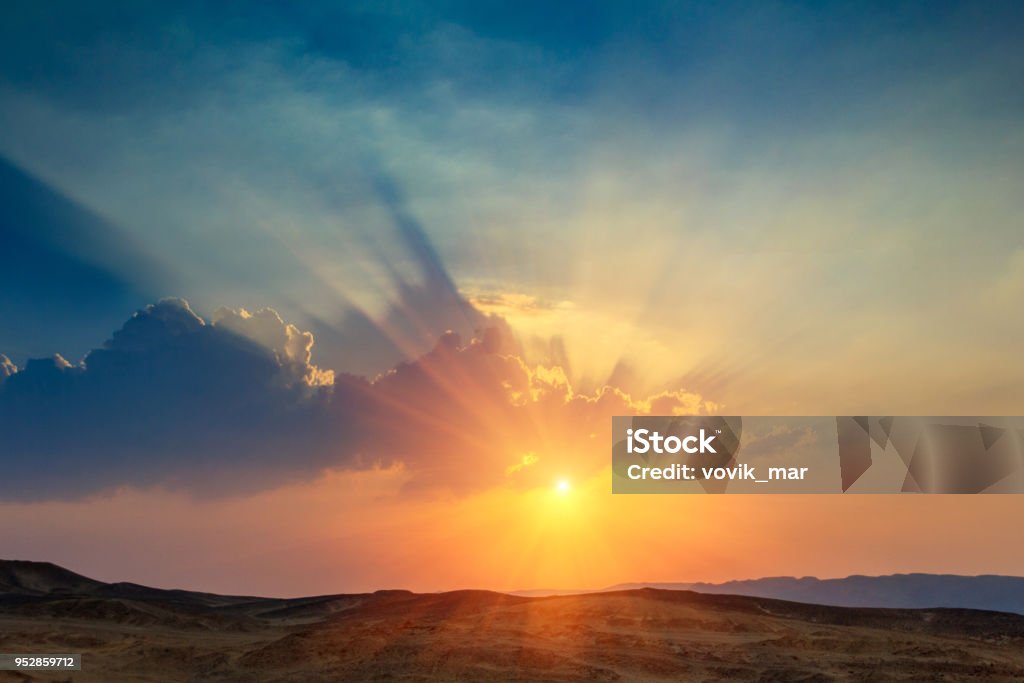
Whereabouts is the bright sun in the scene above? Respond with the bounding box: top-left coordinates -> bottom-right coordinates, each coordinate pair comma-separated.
556,479 -> 571,494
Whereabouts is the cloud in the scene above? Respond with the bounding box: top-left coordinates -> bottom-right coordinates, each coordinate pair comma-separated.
505,452 -> 540,476
0,299 -> 715,500
355,327 -> 718,493
3,0 -> 1023,419
0,299 -> 339,499
0,353 -> 16,379
212,306 -> 334,387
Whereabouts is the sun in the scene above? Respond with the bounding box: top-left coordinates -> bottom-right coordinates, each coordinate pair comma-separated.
555,479 -> 571,494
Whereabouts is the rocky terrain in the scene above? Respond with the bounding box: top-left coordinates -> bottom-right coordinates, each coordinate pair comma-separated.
3,560 -> 1024,681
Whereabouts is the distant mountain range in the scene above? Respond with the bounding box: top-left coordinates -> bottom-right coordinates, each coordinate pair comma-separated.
512,574 -> 1024,615
596,574 -> 1024,615
4,559 -> 1024,616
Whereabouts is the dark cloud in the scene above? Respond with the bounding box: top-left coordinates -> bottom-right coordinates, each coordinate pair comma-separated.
5,1 -> 1021,133
0,299 -> 339,499
0,299 -> 713,501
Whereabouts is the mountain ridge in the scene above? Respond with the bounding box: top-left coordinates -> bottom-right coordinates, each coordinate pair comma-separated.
602,573 -> 1024,615
6,558 -> 1024,616
4,559 -> 1024,680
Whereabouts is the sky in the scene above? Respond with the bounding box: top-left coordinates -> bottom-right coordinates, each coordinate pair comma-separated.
2,1 -> 1024,595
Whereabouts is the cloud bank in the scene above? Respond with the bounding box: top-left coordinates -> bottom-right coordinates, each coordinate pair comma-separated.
0,299 -> 715,500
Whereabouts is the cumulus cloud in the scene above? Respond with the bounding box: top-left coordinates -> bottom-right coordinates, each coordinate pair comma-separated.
0,353 -> 15,380
212,306 -> 335,387
0,299 -> 339,498
0,299 -> 716,500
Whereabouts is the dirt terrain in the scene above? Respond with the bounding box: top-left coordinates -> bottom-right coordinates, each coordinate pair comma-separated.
2,560 -> 1024,681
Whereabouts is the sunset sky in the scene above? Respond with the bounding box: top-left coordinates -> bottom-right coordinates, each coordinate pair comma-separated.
2,1 -> 1024,596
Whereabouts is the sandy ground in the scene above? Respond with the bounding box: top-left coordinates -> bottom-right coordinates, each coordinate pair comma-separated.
3,564 -> 1024,681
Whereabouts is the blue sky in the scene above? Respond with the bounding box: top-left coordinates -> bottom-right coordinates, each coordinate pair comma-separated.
3,0 -> 1024,595
2,0 -> 1023,404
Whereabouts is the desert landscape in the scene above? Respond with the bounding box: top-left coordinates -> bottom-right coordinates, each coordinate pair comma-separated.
5,3 -> 1024,682
3,560 -> 1024,682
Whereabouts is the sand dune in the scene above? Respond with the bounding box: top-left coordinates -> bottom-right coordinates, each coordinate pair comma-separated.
2,561 -> 1024,681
